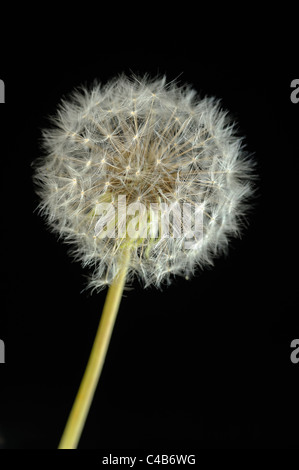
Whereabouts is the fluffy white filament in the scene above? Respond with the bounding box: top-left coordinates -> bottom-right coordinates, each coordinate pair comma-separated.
33,75 -> 254,291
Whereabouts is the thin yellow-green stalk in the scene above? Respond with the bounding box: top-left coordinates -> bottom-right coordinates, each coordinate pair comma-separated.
58,248 -> 131,449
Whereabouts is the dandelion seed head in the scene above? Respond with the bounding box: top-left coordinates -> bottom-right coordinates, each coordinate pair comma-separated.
33,74 -> 255,292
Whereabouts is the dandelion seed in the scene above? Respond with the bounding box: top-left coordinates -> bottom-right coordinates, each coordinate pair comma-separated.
32,74 -> 255,449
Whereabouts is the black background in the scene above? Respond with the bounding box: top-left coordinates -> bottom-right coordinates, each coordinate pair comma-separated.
0,36 -> 298,451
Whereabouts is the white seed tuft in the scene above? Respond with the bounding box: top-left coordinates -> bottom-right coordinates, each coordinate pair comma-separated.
33,74 -> 255,292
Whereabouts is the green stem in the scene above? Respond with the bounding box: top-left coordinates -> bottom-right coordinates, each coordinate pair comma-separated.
58,248 -> 131,449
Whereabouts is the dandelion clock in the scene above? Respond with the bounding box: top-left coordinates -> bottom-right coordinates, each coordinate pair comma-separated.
33,74 -> 255,448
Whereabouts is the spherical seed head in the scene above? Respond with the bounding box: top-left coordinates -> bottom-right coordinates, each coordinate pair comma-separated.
33,74 -> 255,291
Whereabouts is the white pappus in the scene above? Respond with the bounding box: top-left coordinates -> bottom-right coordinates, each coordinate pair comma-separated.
33,74 -> 255,291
